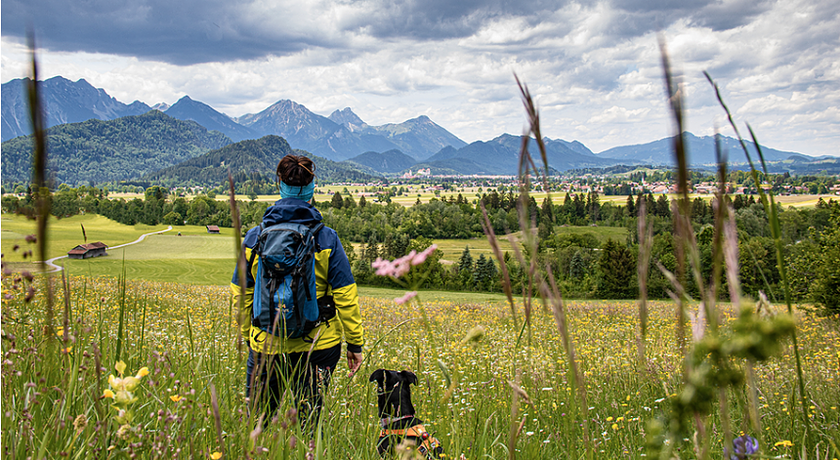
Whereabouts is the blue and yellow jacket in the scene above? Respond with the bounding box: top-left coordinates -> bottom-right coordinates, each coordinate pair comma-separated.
230,198 -> 363,354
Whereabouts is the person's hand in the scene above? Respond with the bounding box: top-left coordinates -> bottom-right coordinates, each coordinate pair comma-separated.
347,351 -> 363,377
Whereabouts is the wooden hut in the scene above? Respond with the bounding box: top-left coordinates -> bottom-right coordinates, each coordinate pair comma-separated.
206,225 -> 221,234
67,242 -> 108,259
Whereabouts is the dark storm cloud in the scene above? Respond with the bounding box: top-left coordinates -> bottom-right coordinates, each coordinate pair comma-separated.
339,0 -> 559,39
1,0 -> 779,66
608,0 -> 772,35
1,0 -> 333,65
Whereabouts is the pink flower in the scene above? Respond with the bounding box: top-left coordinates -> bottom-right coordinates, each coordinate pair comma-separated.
411,244 -> 438,265
394,291 -> 418,305
372,245 -> 437,278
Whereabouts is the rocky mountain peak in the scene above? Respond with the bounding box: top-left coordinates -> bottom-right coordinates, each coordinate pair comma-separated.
329,107 -> 366,127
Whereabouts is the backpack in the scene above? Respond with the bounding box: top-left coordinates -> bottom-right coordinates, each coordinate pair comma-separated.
249,221 -> 325,339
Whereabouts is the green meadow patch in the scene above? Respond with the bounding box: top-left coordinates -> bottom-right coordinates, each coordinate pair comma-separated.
1,214 -> 169,264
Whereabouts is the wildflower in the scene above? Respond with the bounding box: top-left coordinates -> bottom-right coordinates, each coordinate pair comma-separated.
611,423 -> 619,430
170,395 -> 183,402
394,291 -> 418,305
136,367 -> 149,378
116,424 -> 131,440
461,325 -> 486,344
73,414 -> 88,431
411,244 -> 438,265
103,389 -> 115,399
210,452 -> 223,459
774,440 -> 793,448
115,360 -> 127,376
727,435 -> 758,459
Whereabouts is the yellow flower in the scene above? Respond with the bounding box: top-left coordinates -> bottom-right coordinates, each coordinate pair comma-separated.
122,376 -> 140,392
170,395 -> 183,402
606,416 -> 614,422
108,374 -> 116,386
115,390 -> 133,405
611,423 -> 619,430
210,452 -> 223,460
103,389 -> 115,399
135,367 -> 150,378
115,361 -> 127,376
775,440 -> 793,448
62,346 -> 73,353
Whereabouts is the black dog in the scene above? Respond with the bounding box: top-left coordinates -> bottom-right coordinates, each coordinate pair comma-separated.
369,369 -> 443,459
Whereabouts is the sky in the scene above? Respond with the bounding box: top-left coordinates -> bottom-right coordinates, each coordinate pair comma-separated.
2,0 -> 839,157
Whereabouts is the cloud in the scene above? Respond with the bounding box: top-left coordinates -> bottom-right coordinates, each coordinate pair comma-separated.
2,0 -> 838,156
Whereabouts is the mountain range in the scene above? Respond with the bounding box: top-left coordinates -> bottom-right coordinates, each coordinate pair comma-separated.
146,135 -> 380,186
2,76 -> 828,183
1,111 -> 231,185
1,76 -> 463,161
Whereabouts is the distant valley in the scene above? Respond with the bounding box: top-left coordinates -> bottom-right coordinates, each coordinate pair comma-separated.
2,76 -> 835,186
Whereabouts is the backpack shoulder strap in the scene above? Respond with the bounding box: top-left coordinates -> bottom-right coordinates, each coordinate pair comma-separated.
246,223 -> 265,275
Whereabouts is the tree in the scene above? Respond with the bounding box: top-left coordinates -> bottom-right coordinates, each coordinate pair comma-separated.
458,246 -> 475,288
810,217 -> 840,314
474,254 -> 498,291
598,238 -> 636,298
331,192 -> 344,209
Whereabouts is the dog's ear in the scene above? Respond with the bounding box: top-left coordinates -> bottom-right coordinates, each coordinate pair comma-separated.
369,369 -> 385,384
399,370 -> 418,386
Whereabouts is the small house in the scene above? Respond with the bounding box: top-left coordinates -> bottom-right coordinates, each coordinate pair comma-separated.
67,242 -> 108,259
206,225 -> 221,234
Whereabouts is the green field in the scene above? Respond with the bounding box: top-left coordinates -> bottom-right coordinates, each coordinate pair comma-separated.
3,214 -> 628,285
1,214 -> 236,285
1,214 -> 170,263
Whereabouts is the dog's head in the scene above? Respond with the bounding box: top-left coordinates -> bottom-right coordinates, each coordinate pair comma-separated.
369,369 -> 417,418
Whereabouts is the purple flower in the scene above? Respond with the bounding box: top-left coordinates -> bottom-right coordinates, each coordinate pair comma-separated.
727,435 -> 758,460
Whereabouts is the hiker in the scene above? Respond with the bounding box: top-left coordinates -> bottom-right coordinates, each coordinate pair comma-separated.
230,154 -> 364,426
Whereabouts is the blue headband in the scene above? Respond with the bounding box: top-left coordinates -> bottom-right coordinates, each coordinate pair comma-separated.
279,181 -> 315,201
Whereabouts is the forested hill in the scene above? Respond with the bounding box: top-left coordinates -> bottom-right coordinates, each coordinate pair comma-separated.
146,135 -> 382,188
1,110 -> 231,186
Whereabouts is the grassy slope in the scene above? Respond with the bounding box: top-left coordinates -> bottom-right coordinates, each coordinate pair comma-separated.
1,214 -> 170,263
1,214 -> 235,285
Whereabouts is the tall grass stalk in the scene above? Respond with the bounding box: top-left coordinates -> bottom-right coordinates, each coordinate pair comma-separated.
228,170 -> 247,356
636,198 -> 653,365
704,71 -> 812,446
115,258 -> 127,362
26,35 -> 54,340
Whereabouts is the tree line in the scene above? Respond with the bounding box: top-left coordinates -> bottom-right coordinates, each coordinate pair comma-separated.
2,185 -> 838,313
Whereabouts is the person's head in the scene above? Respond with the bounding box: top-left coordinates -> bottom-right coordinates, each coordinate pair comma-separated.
276,154 -> 315,201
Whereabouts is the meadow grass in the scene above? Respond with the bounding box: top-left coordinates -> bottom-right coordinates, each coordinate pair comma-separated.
2,275 -> 837,459
58,232 -> 236,285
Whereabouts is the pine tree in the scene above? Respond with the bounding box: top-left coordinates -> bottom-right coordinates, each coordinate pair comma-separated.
458,246 -> 474,272
458,246 -> 475,288
598,239 -> 636,298
331,192 -> 344,209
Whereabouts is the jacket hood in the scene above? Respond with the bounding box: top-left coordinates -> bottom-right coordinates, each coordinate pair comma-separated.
262,198 -> 322,226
